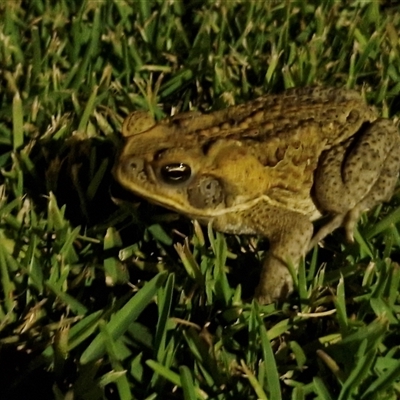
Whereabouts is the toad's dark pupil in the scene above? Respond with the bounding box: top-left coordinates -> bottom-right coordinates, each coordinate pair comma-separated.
161,163 -> 191,183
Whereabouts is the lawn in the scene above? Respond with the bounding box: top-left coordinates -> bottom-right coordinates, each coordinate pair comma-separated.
1,1 -> 400,399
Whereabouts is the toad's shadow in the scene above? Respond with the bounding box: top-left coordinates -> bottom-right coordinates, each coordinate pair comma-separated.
27,136 -> 120,228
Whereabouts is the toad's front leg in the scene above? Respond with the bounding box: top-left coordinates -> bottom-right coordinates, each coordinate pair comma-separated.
215,204 -> 313,304
252,209 -> 313,304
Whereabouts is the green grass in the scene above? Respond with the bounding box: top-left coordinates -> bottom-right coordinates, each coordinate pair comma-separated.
1,1 -> 400,399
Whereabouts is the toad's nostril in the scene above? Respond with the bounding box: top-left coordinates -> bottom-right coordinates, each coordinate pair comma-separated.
123,157 -> 144,173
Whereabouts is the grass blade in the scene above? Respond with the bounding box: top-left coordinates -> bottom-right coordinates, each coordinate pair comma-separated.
80,272 -> 167,364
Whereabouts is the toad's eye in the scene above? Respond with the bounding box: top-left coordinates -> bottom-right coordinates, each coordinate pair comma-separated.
160,163 -> 191,184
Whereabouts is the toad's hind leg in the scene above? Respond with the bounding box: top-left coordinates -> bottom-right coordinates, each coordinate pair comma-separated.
310,119 -> 400,250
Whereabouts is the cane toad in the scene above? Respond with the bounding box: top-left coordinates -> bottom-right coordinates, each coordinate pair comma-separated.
113,87 -> 400,304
